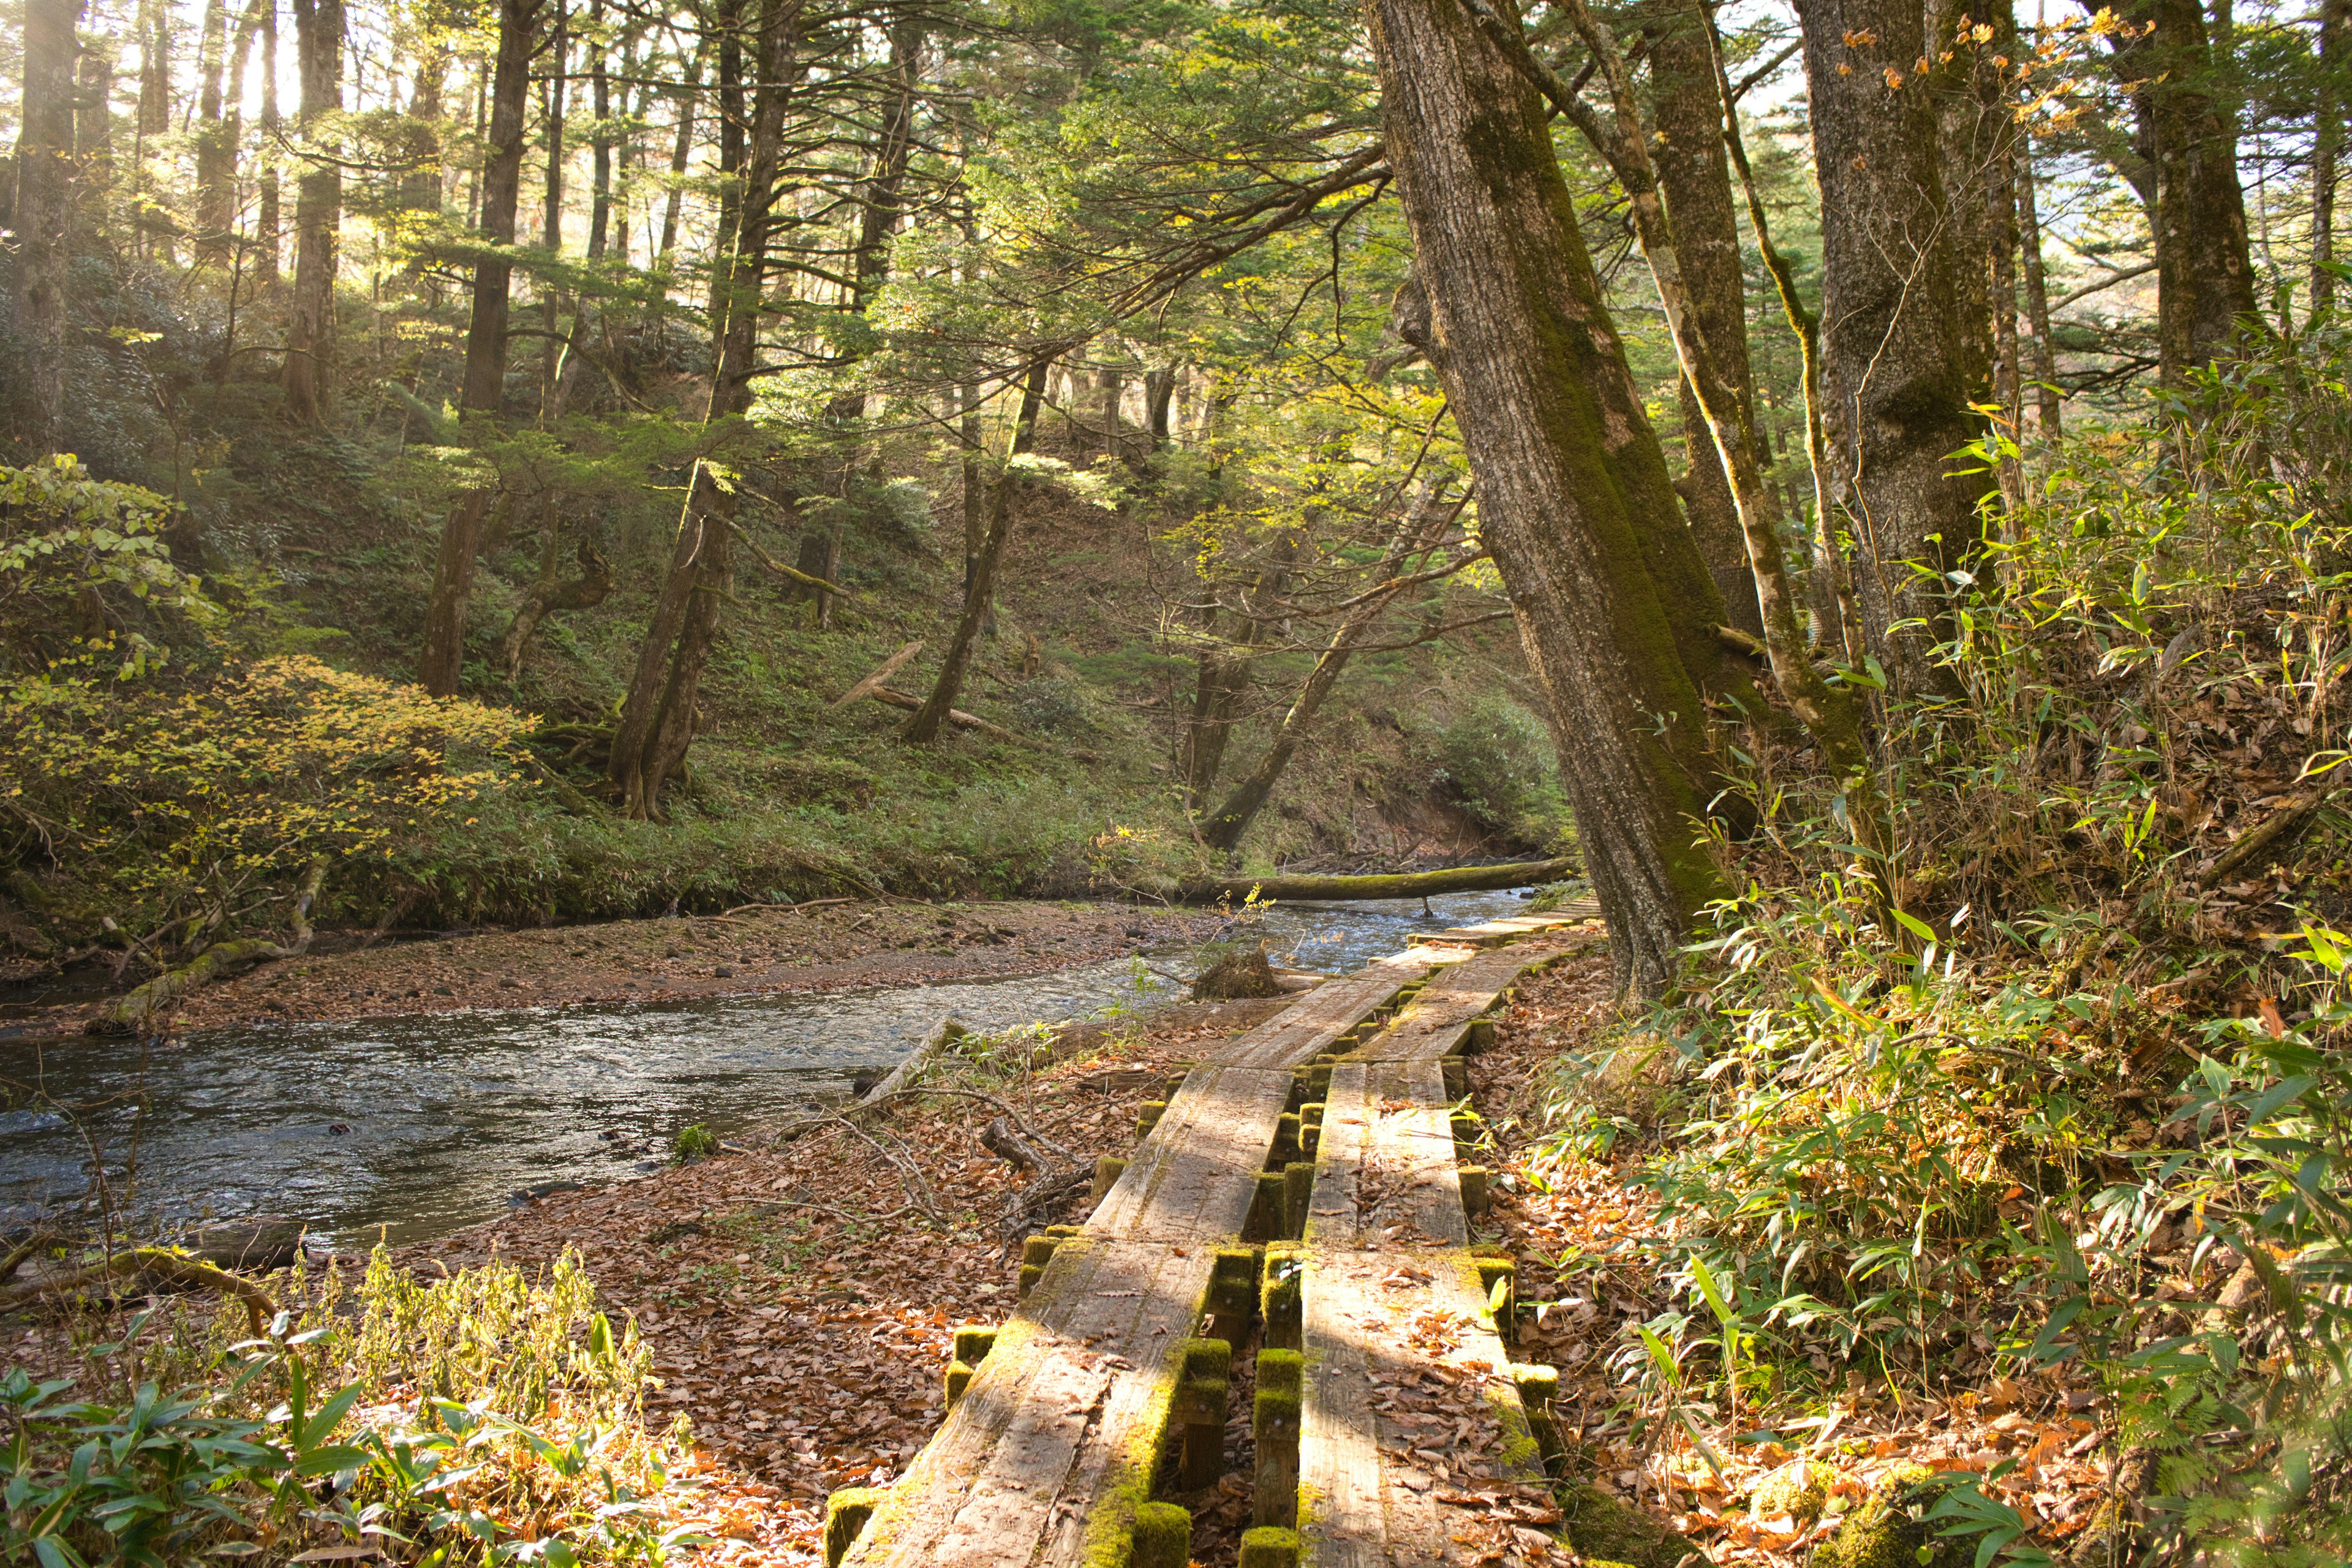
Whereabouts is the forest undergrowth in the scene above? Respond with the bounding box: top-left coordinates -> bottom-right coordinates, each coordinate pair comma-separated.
1477,331 -> 2352,1567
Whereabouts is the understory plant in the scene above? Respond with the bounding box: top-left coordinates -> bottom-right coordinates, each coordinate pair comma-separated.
1529,328 -> 2352,1562
2,1247 -> 700,1566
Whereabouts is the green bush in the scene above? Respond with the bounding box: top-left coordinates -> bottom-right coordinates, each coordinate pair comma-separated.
1430,693 -> 1566,842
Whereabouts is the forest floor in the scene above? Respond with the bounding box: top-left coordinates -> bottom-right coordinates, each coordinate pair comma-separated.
3,899 -> 1224,1039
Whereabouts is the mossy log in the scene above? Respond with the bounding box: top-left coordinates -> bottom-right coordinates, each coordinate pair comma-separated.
1176,856 -> 1577,905
0,1246 -> 277,1333
91,859 -> 326,1035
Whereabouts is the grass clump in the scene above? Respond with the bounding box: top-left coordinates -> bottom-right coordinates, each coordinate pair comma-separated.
1,1246 -> 696,1567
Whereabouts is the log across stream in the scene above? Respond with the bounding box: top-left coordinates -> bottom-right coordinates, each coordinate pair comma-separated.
0,890 -> 1562,1250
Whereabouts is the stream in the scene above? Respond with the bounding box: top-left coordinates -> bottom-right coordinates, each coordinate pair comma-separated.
0,890 -> 1550,1248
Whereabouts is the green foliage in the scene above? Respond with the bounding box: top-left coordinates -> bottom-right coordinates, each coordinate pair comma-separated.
2,1250 -> 695,1567
669,1124 -> 721,1164
1429,692 -> 1567,842
0,456 -> 214,677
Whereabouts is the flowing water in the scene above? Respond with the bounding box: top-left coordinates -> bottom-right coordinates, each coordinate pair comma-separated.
0,889 -> 1551,1248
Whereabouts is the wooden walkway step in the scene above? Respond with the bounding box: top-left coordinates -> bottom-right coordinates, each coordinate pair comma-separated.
1285,941 -> 1582,1566
1422,905 -> 1600,948
831,952 -> 1444,1568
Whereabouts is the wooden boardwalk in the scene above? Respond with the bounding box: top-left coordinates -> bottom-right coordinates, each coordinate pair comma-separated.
826,917 -> 1598,1568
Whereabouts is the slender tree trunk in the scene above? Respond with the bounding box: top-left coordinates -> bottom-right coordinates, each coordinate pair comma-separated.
1145,366 -> 1175,451
538,1 -> 567,410
135,0 -> 173,260
417,0 -> 541,697
659,45 -> 700,263
75,40 -> 113,187
1981,0 -> 2025,511
401,36 -> 448,213
2016,144 -> 2063,434
905,360 -> 1048,745
2317,0 -> 2347,317
704,0 -> 745,347
609,0 -> 803,817
1368,0 -> 1734,995
1183,538 -> 1293,799
194,0 -> 234,260
283,0 -> 345,424
1648,0 -> 1764,638
1793,0 -> 1987,695
587,0 -> 611,258
1200,508 -> 1455,851
12,0 -> 86,456
257,0 -> 280,284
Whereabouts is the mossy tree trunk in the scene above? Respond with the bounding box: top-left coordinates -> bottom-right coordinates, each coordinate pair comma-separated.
1366,0 -> 1730,995
1792,0 -> 1988,695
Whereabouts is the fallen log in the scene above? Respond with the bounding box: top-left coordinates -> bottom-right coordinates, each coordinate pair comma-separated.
1175,855 -> 1579,905
861,684 -> 1019,742
89,859 -> 328,1035
832,641 -> 923,707
0,1247 -> 277,1334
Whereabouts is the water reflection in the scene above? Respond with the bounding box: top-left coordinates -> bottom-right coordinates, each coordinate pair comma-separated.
0,890 -> 1547,1246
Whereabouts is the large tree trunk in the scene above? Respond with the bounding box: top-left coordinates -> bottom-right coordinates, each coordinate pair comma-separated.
417,0 -> 540,697
1366,0 -> 1732,996
609,0 -> 803,817
1792,0 -> 1988,695
2101,0 -> 2261,382
12,0 -> 85,457
401,36 -> 448,214
1648,0 -> 1763,639
282,0 -> 345,424
904,359 -> 1049,745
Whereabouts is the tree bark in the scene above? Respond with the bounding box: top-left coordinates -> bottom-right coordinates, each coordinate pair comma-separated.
257,0 -> 281,284
1980,0 -> 2024,512
1199,507 -> 1458,853
1648,0 -> 1764,639
587,0 -> 611,258
659,43 -> 701,263
2100,0 -> 2262,382
905,358 -> 1049,745
1792,0 -> 1987,695
2016,143 -> 2063,434
502,532 -> 613,677
2318,0 -> 2348,317
1368,0 -> 1732,996
194,0 -> 235,260
609,0 -> 804,816
417,0 -> 541,697
538,1 -> 567,409
282,0 -> 345,424
401,35 -> 448,214
1178,855 -> 1579,904
12,0 -> 85,457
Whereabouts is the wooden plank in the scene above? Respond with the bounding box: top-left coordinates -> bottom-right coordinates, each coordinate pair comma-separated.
1351,938 -> 1588,1065
1423,905 -> 1600,947
1295,1058 -> 1551,1564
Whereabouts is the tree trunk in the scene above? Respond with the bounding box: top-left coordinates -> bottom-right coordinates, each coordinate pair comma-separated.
75,40 -> 113,184
417,0 -> 540,697
609,0 -> 803,817
1367,0 -> 1732,996
538,2 -> 567,411
659,44 -> 700,263
401,36 -> 448,214
283,0 -> 344,424
2318,0 -> 2348,317
1980,0 -> 2024,512
1648,0 -> 1764,639
502,531 -> 613,677
587,0 -> 611,258
1792,0 -> 1987,695
1145,366 -> 1175,451
12,0 -> 85,457
2016,144 -> 2063,434
257,0 -> 280,284
1183,538 -> 1294,800
2102,0 -> 2262,382
194,0 -> 234,260
905,359 -> 1049,745
1200,508 -> 1457,853
704,0 -> 745,349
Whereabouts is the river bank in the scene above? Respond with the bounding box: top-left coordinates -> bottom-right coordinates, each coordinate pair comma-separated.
5,899 -> 1227,1039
